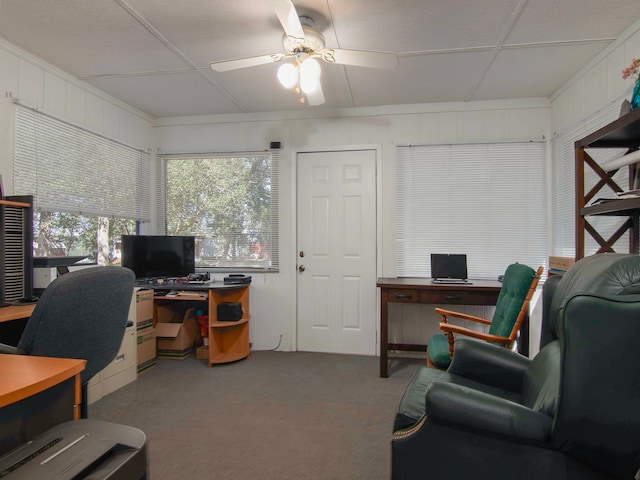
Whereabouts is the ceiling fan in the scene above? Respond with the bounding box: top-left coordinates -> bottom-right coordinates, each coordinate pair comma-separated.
209,0 -> 398,105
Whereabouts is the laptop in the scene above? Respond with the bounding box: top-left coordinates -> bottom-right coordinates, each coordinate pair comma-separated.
430,253 -> 471,284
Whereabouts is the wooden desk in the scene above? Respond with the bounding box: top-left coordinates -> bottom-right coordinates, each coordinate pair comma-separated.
377,278 -> 503,378
0,304 -> 36,348
0,354 -> 85,408
0,304 -> 35,323
0,354 -> 85,455
150,283 -> 250,367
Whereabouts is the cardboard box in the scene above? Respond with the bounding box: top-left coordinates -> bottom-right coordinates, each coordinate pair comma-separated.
549,256 -> 575,275
156,306 -> 200,360
137,327 -> 157,374
130,288 -> 154,331
196,345 -> 209,360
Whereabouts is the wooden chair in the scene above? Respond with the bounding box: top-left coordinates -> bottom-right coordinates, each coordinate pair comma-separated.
426,264 -> 543,369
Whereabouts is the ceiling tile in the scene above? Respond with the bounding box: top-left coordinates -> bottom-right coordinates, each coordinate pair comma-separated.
473,43 -> 608,100
506,0 -> 640,44
0,0 -> 637,117
85,72 -> 243,117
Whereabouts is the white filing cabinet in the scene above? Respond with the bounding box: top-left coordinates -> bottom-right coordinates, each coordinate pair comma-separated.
87,297 -> 138,405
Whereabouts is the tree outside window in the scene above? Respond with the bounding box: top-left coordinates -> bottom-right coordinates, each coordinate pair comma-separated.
34,211 -> 136,265
163,152 -> 278,270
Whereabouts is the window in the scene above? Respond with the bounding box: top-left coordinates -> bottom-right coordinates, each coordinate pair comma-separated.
12,103 -> 150,263
159,151 -> 279,271
396,142 -> 546,279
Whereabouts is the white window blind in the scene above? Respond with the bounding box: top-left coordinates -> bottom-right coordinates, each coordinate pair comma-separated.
396,142 -> 546,279
159,151 -> 279,271
550,93 -> 630,257
13,103 -> 151,221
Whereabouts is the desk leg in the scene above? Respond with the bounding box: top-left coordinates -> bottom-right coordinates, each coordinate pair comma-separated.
74,374 -> 82,420
380,289 -> 389,378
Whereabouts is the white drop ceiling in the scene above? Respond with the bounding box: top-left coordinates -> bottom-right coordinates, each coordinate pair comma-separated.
0,0 -> 638,118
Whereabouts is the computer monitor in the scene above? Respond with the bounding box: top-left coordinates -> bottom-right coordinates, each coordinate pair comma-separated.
121,235 -> 195,279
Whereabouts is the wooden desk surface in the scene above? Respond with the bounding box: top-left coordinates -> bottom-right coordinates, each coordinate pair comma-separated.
0,354 -> 85,408
0,304 -> 36,323
377,277 -> 503,291
377,277 -> 504,377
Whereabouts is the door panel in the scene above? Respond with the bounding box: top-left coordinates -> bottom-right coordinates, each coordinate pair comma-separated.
297,149 -> 376,355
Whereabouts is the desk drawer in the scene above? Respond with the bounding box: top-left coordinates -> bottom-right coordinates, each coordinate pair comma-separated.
420,290 -> 497,305
388,289 -> 420,303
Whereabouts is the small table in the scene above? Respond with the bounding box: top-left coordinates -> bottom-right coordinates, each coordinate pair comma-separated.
377,278 -> 505,377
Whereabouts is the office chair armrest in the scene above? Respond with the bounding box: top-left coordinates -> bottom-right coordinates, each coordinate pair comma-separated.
447,338 -> 530,392
438,322 -> 511,345
425,381 -> 552,444
0,343 -> 20,354
435,307 -> 492,325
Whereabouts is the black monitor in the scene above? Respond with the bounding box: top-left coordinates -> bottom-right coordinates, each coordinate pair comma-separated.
121,235 -> 195,279
430,253 -> 468,280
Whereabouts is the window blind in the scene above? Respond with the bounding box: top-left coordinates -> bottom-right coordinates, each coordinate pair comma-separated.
13,103 -> 151,221
396,142 -> 546,279
158,150 -> 279,271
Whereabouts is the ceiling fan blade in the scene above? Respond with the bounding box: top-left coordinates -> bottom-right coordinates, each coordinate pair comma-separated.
210,53 -> 285,72
324,48 -> 398,70
270,0 -> 304,41
306,83 -> 325,106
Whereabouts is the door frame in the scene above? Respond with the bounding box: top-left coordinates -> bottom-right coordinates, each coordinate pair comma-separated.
290,144 -> 383,354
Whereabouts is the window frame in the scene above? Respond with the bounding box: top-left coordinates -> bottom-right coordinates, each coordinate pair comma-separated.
158,150 -> 280,272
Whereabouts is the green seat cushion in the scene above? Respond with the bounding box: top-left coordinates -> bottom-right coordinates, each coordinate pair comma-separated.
427,333 -> 452,369
489,263 -> 535,340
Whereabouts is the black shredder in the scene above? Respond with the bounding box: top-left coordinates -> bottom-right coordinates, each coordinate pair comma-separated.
0,419 -> 148,479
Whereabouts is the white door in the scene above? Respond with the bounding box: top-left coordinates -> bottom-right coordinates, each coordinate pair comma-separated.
296,149 -> 377,355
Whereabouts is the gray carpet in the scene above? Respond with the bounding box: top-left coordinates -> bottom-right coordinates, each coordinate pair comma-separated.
90,351 -> 421,480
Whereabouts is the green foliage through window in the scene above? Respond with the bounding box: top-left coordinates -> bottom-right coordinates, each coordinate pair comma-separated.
163,152 -> 279,270
33,212 -> 136,265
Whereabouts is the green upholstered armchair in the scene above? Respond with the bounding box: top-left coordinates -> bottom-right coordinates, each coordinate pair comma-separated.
392,253 -> 640,480
427,263 -> 542,369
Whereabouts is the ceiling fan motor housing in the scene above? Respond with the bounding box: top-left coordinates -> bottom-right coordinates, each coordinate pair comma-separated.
282,26 -> 325,54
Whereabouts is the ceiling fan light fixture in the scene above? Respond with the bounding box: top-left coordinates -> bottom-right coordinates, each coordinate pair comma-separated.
300,57 -> 321,79
277,62 -> 298,89
300,74 -> 320,94
299,57 -> 321,93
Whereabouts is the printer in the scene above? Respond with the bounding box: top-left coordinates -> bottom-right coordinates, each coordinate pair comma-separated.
0,419 -> 148,479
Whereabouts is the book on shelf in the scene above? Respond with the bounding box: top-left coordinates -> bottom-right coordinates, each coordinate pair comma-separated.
590,194 -> 640,206
616,189 -> 640,198
590,197 -> 619,205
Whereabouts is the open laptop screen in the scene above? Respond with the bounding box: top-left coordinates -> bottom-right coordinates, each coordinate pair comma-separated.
430,254 -> 468,280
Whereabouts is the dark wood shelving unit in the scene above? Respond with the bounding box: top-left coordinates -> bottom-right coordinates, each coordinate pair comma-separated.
575,109 -> 640,259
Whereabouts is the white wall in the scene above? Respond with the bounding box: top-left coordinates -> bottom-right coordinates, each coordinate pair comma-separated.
551,19 -> 640,133
0,38 -> 153,198
155,99 -> 551,352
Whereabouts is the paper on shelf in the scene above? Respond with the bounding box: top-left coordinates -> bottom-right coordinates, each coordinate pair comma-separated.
600,149 -> 640,172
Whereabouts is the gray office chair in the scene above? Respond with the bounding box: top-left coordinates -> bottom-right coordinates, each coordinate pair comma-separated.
0,266 -> 135,418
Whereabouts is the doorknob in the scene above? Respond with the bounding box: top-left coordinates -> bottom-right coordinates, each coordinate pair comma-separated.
298,265 -> 305,272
